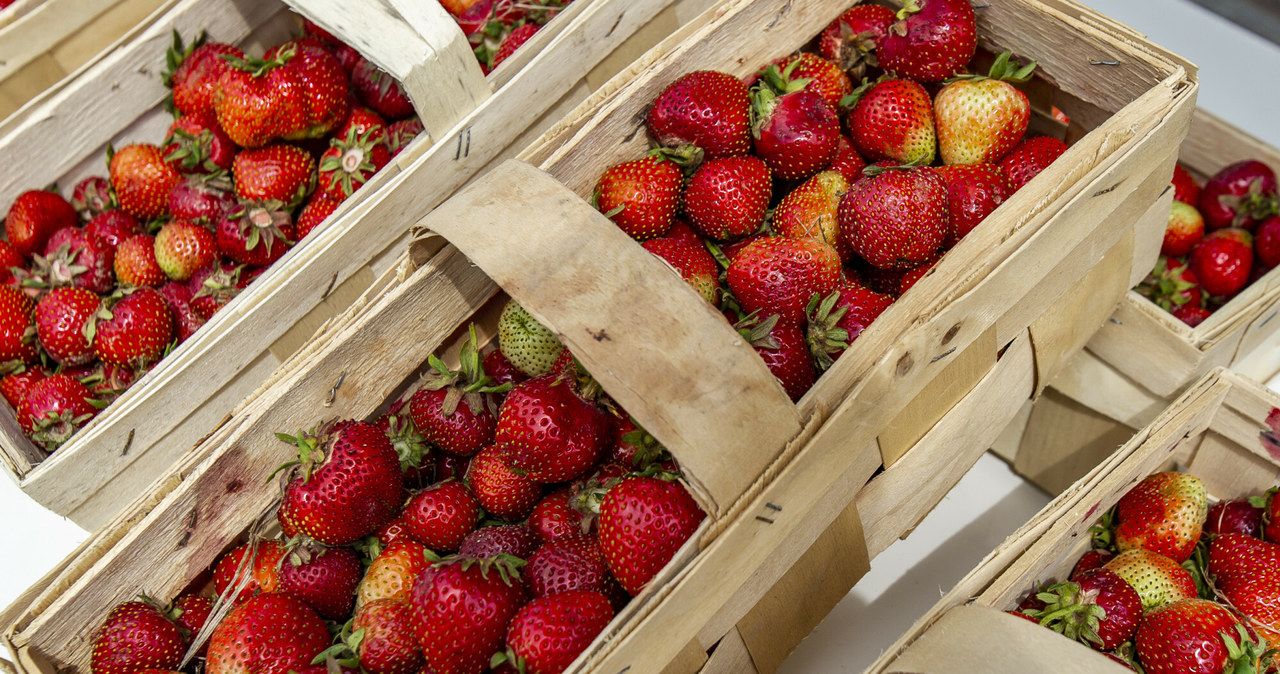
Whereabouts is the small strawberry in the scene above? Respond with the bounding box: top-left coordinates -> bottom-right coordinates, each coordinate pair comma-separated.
1173,304 -> 1213,327
205,593 -> 331,674
933,51 -> 1035,166
598,476 -> 703,596
71,176 -> 115,221
172,593 -> 214,655
34,286 -> 98,365
878,0 -> 978,83
592,155 -> 682,241
459,524 -> 540,560
767,53 -> 853,113
1069,549 -> 1114,580
0,285 -> 38,366
1163,200 -> 1205,258
466,444 -> 542,521
164,34 -> 243,122
1138,257 -> 1203,313
1134,598 -> 1265,674
499,589 -> 613,674
188,263 -> 244,320
482,348 -> 527,389
1172,163 -> 1201,206
1256,215 -> 1280,271
1115,471 -> 1207,563
1189,228 -> 1253,298
496,373 -> 608,483
846,78 -> 936,165
109,144 -> 182,219
233,144 -> 316,207
491,22 -> 538,70
496,300 -> 563,377
350,58 -> 414,121
530,489 -> 590,543
352,598 -> 424,674
295,193 -> 342,241
273,37 -> 351,140
1198,160 -> 1278,230
1,365 -> 48,409
1029,568 -> 1141,651
829,135 -> 868,184
90,599 -> 186,674
154,220 -> 217,281
931,163 -> 1010,246
640,237 -> 719,304
18,373 -> 98,451
999,135 -> 1068,192
402,480 -> 480,552
409,556 -> 528,674
734,312 -> 815,402
356,539 -> 431,609
839,166 -> 950,270
0,239 -> 22,285
684,155 -> 771,240
806,285 -> 894,371
164,114 -> 239,175
727,236 -> 841,324
168,175 -> 238,225
773,170 -> 851,261
1260,487 -> 1280,544
278,544 -> 363,620
5,189 -> 78,257
318,128 -> 390,202
37,226 -> 116,295
84,211 -> 142,250
1205,499 -> 1262,537
646,70 -> 751,161
212,539 -> 287,604
334,105 -> 389,146
90,288 -> 174,369
1102,548 -> 1196,611
818,5 -> 895,77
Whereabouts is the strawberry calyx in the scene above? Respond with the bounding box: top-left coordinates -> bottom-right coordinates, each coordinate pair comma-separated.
164,127 -> 226,176
1219,179 -> 1280,227
271,425 -> 330,483
311,618 -> 363,670
320,128 -> 383,198
944,50 -> 1037,84
161,30 -> 207,90
649,144 -> 704,173
617,420 -> 672,471
805,291 -> 851,372
421,325 -> 510,418
431,552 -> 527,587
383,411 -> 430,471
29,407 -> 96,451
231,200 -> 294,252
1028,579 -> 1108,648
1138,257 -> 1203,312
893,0 -> 922,22
1089,506 -> 1117,551
1222,623 -> 1275,674
191,264 -> 243,303
220,43 -> 293,77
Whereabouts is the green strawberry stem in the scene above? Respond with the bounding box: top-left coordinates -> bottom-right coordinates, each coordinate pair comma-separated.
944,50 -> 1037,84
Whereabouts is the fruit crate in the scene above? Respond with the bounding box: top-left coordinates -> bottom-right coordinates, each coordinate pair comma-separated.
867,367 -> 1280,673
994,108 -> 1280,495
0,0 -> 1196,671
0,0 -> 715,530
0,0 -> 173,122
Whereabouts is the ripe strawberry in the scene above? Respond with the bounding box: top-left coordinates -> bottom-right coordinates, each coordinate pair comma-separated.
530,489 -> 590,543
1135,598 -> 1263,674
335,105 -> 388,146
1138,257 -> 1203,313
164,114 -> 239,175
640,237 -> 719,304
278,545 -> 363,619
357,539 -> 431,609
1103,548 -> 1196,611
496,300 -> 564,377
931,163 -> 1010,246
500,590 -> 612,674
34,286 -> 98,365
0,239 -> 22,285
90,599 -> 185,674
773,171 -> 851,261
205,593 -> 331,674
491,22 -> 538,70
402,481 -> 480,552
350,58 -> 414,121
525,534 -> 611,598
1260,487 -> 1280,544
110,144 -> 182,219
212,540 -> 288,604
1172,163 -> 1201,206
818,5 -> 895,77
410,328 -> 505,457
1029,568 -> 1141,651
71,176 -> 115,220
598,476 -> 703,596
385,117 -> 425,157
233,143 -> 315,206
1208,533 -> 1280,639
934,52 -> 1034,166
466,444 -> 542,521
459,524 -> 540,560
5,189 -> 78,257
1069,549 -> 1114,580
1163,200 -> 1205,258
38,226 -> 116,294
646,70 -> 751,161
806,284 -> 894,371
154,220 -> 216,281
83,211 -> 141,250
847,78 -> 936,165
684,155 -> 771,240
727,236 -> 840,324
164,35 -> 244,122
216,203 -> 296,267
272,38 -> 350,140
1,364 -> 48,409
829,135 -> 868,184
295,193 -> 341,241
840,167 -> 949,270
214,51 -> 310,148
277,420 -> 405,545
17,373 -> 98,450
496,373 -> 608,483
766,53 -> 852,113
999,135 -> 1068,192
734,312 -> 814,402
1173,304 -> 1213,327
483,348 -> 527,389
1256,215 -> 1280,271
878,0 -> 978,83
168,176 -> 237,226
91,288 -> 174,369
172,593 -> 214,655
592,155 -> 682,241
1205,499 -> 1262,537
318,129 -> 390,202
1189,228 -> 1254,297
1199,160 -> 1278,230
353,598 -> 424,674
409,557 -> 528,674
0,285 -> 37,366
1115,471 -> 1207,563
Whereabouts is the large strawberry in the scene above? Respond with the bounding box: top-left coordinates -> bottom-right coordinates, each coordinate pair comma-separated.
933,51 -> 1035,166
1114,471 -> 1207,563
205,593 -> 331,674
645,70 -> 751,161
154,220 -> 217,282
278,544 -> 363,620
90,288 -> 174,369
1208,533 -> 1280,644
749,64 -> 841,181
999,135 -> 1068,192
90,599 -> 186,674
318,128 -> 390,202
233,143 -> 316,207
1103,548 -> 1196,611
1189,228 -> 1254,298
466,444 -> 542,521
402,480 -> 480,552
1198,160 -> 1278,230
110,144 -> 182,220
806,284 -> 894,371
1205,499 -> 1262,537
34,286 -> 98,365
931,163 -> 1010,246
214,50 -> 311,148
592,155 -> 682,241
727,236 -> 841,325
499,589 -> 613,674
1028,568 -> 1141,651
409,327 -> 506,457
878,0 -> 978,83
1135,598 -> 1266,674
409,556 -> 528,674
496,300 -> 564,378
164,34 -> 243,122
598,476 -> 703,596
683,155 -> 771,240
839,167 -> 949,270
17,373 -> 98,451
5,189 -> 79,257
847,78 -> 936,165
277,420 -> 405,545
818,5 -> 895,77
495,372 -> 608,484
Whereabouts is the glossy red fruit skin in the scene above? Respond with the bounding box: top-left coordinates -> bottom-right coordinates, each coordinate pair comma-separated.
90,600 -> 186,674
1074,568 -> 1144,651
170,42 -> 245,122
168,176 -> 237,228
1,365 -> 48,408
233,144 -> 316,206
495,375 -> 608,484
492,22 -> 538,70
814,283 -> 895,361
354,598 -> 424,674
40,226 -> 116,294
18,374 -> 96,450
753,89 -> 840,181
5,190 -> 78,257
294,193 -> 342,241
350,58 -> 414,121
839,169 -> 950,271
525,534 -> 611,598
466,444 -> 542,521
1255,215 -> 1280,270
1188,229 -> 1253,298
1208,532 -> 1280,636
0,285 -> 37,364
86,211 -> 142,250
598,477 -> 704,596
216,206 -> 295,268
92,288 -> 175,369
847,78 -> 936,165
212,540 -> 288,604
1198,160 -> 1278,230
877,0 -> 977,83
727,237 -> 841,325
205,593 -> 331,674
530,489 -> 588,542
753,318 -> 815,402
645,70 -> 752,161
931,164 -> 1010,247
164,114 -> 240,175
1134,598 -> 1245,674
272,38 -> 350,140
173,593 -> 215,656
504,590 -> 613,674
409,560 -> 528,674
1172,164 -> 1201,206
409,386 -> 496,457
483,348 -> 527,389
593,156 -> 682,242
154,220 -> 217,282
111,144 -> 182,220
458,524 -> 540,560
1173,304 -> 1212,327
278,546 -> 363,619
684,156 -> 771,241
357,539 -> 431,608
1069,549 -> 1114,580
402,480 -> 480,552
34,287 -> 98,365
0,239 -> 22,285
999,135 -> 1068,192
1204,499 -> 1262,537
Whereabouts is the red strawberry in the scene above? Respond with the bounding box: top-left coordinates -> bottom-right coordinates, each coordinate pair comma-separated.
1205,500 -> 1262,537
492,22 -> 538,70
1103,548 -> 1196,611
295,192 -> 342,241
1138,257 -> 1203,313
114,234 -> 168,288
409,557 -> 528,674
71,176 -> 115,221
773,170 -> 851,260
818,5 -> 895,76
353,599 -> 424,674
0,285 -> 37,366
334,105 -> 389,146
277,420 -> 405,545
1029,568 -> 1141,651
188,263 -> 244,320
598,476 -> 703,596
999,135 -> 1068,192
216,203 -> 295,267
459,524 -> 540,560
727,236 -> 841,324
840,167 -> 949,270
1115,471 -> 1207,563
164,114 -> 239,175
409,329 -> 504,457
1261,487 -> 1280,544
640,237 -> 719,304
1172,163 -> 1201,206
931,163 -> 1010,246
646,70 -> 751,161
110,144 -> 182,219
165,36 -> 244,122
357,539 -> 431,608
524,534 -> 611,598
212,540 -> 288,604
829,135 -> 868,184
0,239 -> 22,285
1256,215 -> 1280,270
466,444 -> 542,521
1163,200 -> 1205,258
233,144 -> 316,206
1069,549 -> 1114,580
318,128 -> 390,201
847,78 -> 936,165
278,545 -> 363,619
17,373 -> 98,450
1189,228 -> 1253,298
593,155 -> 682,241
172,593 -> 214,654
402,481 -> 480,552
1,365 -> 48,409
501,590 -> 612,674
272,38 -> 350,140
495,373 -> 608,483
34,286 -> 98,365
767,53 -> 852,113
154,220 -> 217,281
806,284 -> 894,371
5,189 -> 78,257
350,58 -> 414,121
84,211 -> 142,250
530,489 -> 589,543
90,288 -> 174,369
483,348 -> 528,389
878,0 -> 977,83
1173,304 -> 1213,327
750,66 -> 840,181
1208,533 -> 1280,646
385,117 -> 425,157
214,51 -> 310,148
1134,598 -> 1263,674
90,599 -> 186,674
735,313 -> 814,402
205,593 -> 331,674
167,177 -> 237,225
1198,160 -> 1278,230
683,155 -> 771,240
43,226 -> 115,294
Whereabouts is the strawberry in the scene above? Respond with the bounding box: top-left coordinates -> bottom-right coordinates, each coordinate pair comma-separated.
806,284 -> 894,371
1208,533 -> 1280,638
0,365 -> 48,409
466,444 -> 542,521
90,288 -> 174,369
1163,200 -> 1205,258
748,68 -> 840,181
233,143 -> 316,206
482,348 -> 526,390
1189,228 -> 1254,298
999,135 -> 1068,192
17,373 -> 98,450
1103,548 -> 1196,611
410,328 -> 506,457
1198,160 -> 1278,230
172,593 -> 214,655
840,167 -> 949,270
38,226 -> 117,294
0,239 -> 22,285
295,193 -> 342,241
1205,500 -> 1262,537
271,38 -> 350,140
34,286 -> 98,365
933,51 -> 1035,166
278,544 -> 363,620
167,177 -> 237,225
1029,568 -> 1141,651
847,78 -> 936,165
496,373 -> 608,483
0,285 -> 38,366
829,135 -> 868,184
5,189 -> 78,257
500,590 -> 612,674
353,598 -> 425,674
496,300 -> 563,377
818,5 -> 895,77
1173,304 -> 1213,327
1135,598 -> 1265,674
1172,163 -> 1202,206
357,539 -> 431,609
409,556 -> 528,674
530,489 -> 590,543
90,599 -> 186,674
684,155 -> 772,240
640,237 -> 719,304
525,534 -> 611,598
277,420 -> 406,545
646,70 -> 751,161
385,117 -> 425,157
931,163 -> 1010,246
878,0 -> 978,83
1257,215 -> 1280,271
154,220 -> 217,281
212,540 -> 288,604
767,53 -> 852,113
318,129 -> 390,202
113,235 -> 167,288
459,524 -> 540,560
71,176 -> 115,221
335,105 -> 389,146
727,236 -> 840,325
402,480 -> 480,552
735,312 -> 814,402
592,155 -> 682,241
773,170 -> 851,260
598,476 -> 703,596
214,51 -> 311,148
1262,487 -> 1280,544
164,115 -> 239,175
188,263 -> 244,320
84,211 -> 142,250
1115,471 -> 1207,563
110,144 -> 182,219
492,22 -> 538,70
164,35 -> 243,122
1138,257 -> 1203,312
205,593 -> 331,674
350,58 -> 414,121
216,203 -> 296,268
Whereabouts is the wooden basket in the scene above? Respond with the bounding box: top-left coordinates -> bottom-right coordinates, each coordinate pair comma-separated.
0,0 -> 715,530
868,367 -> 1280,673
1,0 -> 1196,671
995,108 -> 1280,494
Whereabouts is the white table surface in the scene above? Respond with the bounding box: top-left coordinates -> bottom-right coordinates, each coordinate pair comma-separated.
2,0 -> 1280,670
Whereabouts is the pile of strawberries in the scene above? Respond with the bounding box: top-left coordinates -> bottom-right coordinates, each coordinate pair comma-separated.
589,0 -> 1065,401
441,0 -> 575,73
1141,160 -> 1280,326
1010,467 -> 1280,673
89,301 -> 704,674
0,18 -> 422,453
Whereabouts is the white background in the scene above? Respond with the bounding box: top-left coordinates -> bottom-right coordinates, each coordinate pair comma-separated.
2,0 -> 1280,671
